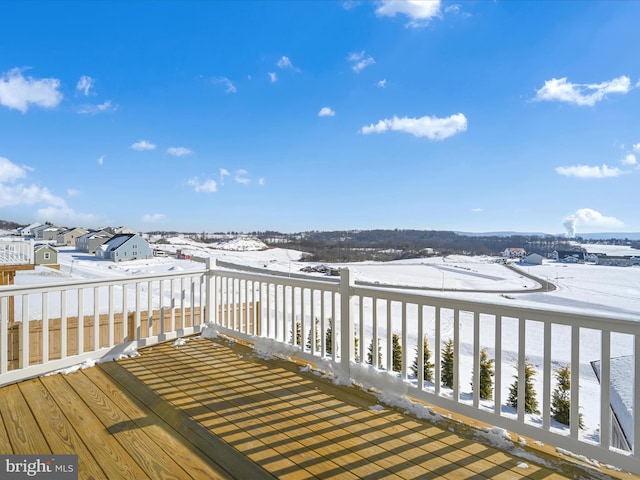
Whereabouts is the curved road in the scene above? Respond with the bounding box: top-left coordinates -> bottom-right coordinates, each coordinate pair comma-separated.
220,259 -> 557,295
357,263 -> 556,294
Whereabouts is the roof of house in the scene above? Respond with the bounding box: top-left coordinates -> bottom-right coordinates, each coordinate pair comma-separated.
592,355 -> 633,446
78,230 -> 112,241
34,243 -> 57,252
100,233 -> 138,253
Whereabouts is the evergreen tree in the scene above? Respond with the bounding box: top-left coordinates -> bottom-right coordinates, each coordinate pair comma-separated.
354,335 -> 360,363
508,358 -> 540,414
306,318 -> 320,351
471,348 -> 494,400
367,338 -> 382,366
411,336 -> 434,382
325,319 -> 333,354
392,333 -> 402,372
551,365 -> 584,429
290,320 -> 301,346
441,339 -> 455,389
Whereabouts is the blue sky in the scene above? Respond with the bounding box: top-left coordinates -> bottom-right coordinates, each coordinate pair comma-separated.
1,1 -> 639,235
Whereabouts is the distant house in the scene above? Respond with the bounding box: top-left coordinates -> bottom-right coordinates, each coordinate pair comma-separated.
553,249 -> 586,263
18,222 -> 43,238
503,248 -> 526,258
42,226 -> 65,241
102,226 -> 136,236
76,230 -> 113,254
95,233 -> 153,262
522,253 -> 544,265
33,244 -> 58,266
56,228 -> 89,247
596,256 -> 636,267
31,224 -> 50,239
591,357 -> 632,452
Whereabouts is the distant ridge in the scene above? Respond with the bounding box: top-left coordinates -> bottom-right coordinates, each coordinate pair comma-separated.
455,231 -> 555,237
577,232 -> 640,241
456,231 -> 640,240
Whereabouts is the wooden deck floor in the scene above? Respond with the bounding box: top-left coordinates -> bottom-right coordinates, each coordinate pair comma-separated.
0,336 -> 633,479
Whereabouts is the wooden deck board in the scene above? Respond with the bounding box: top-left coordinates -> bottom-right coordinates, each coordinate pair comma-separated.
17,378 -> 107,479
80,366 -> 228,480
38,373 -> 151,479
62,368 -> 194,480
0,383 -> 51,454
0,335 -> 634,480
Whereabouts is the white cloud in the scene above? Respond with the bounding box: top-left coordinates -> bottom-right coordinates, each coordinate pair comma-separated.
276,56 -> 294,69
188,176 -> 217,193
167,147 -> 193,157
360,113 -> 468,140
471,208 -> 483,213
0,68 -> 63,112
67,188 -> 81,197
35,206 -> 100,226
78,100 -> 117,114
562,208 -> 624,237
534,76 -> 632,106
377,79 -> 387,88
142,213 -> 167,223
0,156 -> 28,182
375,0 -> 441,27
235,169 -> 250,185
622,154 -> 637,166
76,75 -> 94,96
0,183 -> 65,208
219,168 -> 230,185
342,0 -> 363,10
258,178 -> 265,186
348,51 -> 375,73
0,155 -> 96,223
633,143 -> 640,153
97,155 -> 105,166
445,4 -> 461,14
131,140 -> 157,151
212,76 -> 237,94
318,107 -> 335,117
555,164 -> 623,178
268,72 -> 278,83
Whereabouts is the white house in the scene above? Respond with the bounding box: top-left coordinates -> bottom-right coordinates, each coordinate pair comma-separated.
95,233 -> 153,262
502,247 -> 526,258
18,222 -> 43,238
522,253 -> 544,265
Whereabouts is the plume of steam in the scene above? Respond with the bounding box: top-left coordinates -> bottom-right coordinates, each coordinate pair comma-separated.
562,208 -> 624,238
563,216 -> 577,238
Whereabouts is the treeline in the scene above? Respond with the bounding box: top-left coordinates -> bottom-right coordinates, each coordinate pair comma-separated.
0,220 -> 24,230
257,229 -> 580,262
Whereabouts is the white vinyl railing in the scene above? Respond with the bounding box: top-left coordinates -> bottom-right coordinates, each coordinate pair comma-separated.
0,269 -> 207,385
0,240 -> 34,265
207,262 -> 640,474
1,258 -> 639,473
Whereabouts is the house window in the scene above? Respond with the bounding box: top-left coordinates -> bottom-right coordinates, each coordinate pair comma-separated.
44,252 -> 50,260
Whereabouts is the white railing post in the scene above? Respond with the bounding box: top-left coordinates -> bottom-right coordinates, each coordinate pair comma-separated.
340,268 -> 354,375
205,257 -> 215,325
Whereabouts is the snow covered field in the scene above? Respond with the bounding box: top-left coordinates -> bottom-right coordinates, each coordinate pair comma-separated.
11,236 -> 640,442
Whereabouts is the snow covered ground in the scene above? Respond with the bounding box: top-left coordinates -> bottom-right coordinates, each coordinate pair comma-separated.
11,236 -> 640,444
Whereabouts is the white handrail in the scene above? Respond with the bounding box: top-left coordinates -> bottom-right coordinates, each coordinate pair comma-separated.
0,240 -> 34,265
